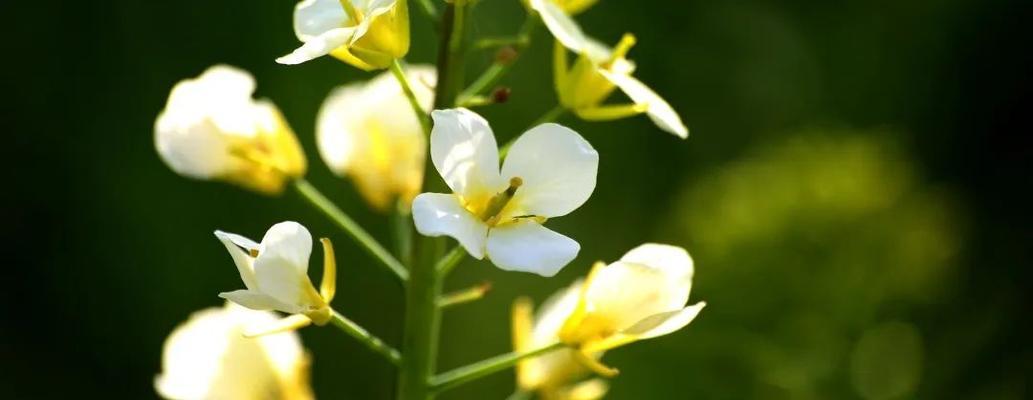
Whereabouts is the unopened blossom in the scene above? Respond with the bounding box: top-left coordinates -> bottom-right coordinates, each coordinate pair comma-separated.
317,65 -> 435,211
529,0 -> 688,138
155,65 -> 307,194
277,0 -> 410,70
412,108 -> 598,277
155,302 -> 313,400
559,244 -> 705,375
513,288 -> 608,399
216,221 -> 338,335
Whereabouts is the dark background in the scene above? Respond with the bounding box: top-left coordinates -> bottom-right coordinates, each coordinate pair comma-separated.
3,0 -> 1030,398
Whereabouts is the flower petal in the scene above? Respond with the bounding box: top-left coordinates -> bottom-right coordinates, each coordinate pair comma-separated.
582,261 -> 679,330
622,302 -> 705,339
501,123 -> 598,218
277,27 -> 356,65
411,193 -> 489,259
619,243 -> 693,308
530,0 -> 588,52
486,221 -> 579,276
219,290 -> 298,313
258,222 -> 313,274
214,231 -> 259,290
429,109 -> 504,198
293,0 -> 349,41
601,72 -> 688,138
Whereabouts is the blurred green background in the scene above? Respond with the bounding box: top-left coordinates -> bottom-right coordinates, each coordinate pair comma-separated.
4,0 -> 1030,398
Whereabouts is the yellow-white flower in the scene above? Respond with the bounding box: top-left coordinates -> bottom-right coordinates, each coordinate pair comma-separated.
317,65 -> 435,211
412,108 -> 598,277
559,243 -> 705,375
522,0 -> 599,15
513,288 -> 609,399
155,302 -> 313,400
216,221 -> 338,334
529,0 -> 688,138
277,0 -> 410,70
155,65 -> 307,195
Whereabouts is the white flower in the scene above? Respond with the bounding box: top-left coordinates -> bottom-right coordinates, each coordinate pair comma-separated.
559,243 -> 705,374
277,0 -> 410,70
155,302 -> 313,400
529,0 -> 688,138
412,109 -> 598,277
512,288 -> 609,399
154,65 -> 307,194
216,221 -> 337,331
317,65 -> 435,210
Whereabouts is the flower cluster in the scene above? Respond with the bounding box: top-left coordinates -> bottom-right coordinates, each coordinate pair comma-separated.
153,0 -> 703,398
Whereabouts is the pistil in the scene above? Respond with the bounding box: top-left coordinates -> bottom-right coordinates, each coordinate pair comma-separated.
479,177 -> 523,225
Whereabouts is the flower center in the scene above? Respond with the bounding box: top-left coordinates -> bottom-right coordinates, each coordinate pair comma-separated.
478,177 -> 523,226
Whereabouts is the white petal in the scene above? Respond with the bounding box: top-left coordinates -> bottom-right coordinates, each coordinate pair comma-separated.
501,123 -> 598,218
258,222 -> 313,274
623,302 -> 705,339
411,193 -> 488,259
602,72 -> 688,138
294,0 -> 349,40
219,290 -> 298,313
532,280 -> 584,345
155,303 -> 310,400
583,261 -> 681,330
214,231 -> 259,290
429,109 -> 504,198
276,28 -> 356,65
486,221 -> 579,277
529,0 -> 588,52
620,243 -> 693,308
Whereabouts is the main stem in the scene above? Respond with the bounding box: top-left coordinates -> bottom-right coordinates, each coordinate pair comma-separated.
398,1 -> 470,398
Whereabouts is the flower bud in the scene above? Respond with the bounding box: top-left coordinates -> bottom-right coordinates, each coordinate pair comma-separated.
155,65 -> 306,194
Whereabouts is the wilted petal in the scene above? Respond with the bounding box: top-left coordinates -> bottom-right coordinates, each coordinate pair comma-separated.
430,109 -> 504,198
412,193 -> 489,259
486,221 -> 579,276
601,72 -> 688,138
501,123 -> 598,218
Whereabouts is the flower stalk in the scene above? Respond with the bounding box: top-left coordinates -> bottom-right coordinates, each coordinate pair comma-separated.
329,310 -> 402,365
390,59 -> 433,136
291,178 -> 409,282
429,342 -> 566,393
458,14 -> 540,104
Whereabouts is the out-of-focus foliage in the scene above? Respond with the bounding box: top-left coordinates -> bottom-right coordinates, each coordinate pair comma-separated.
661,129 -> 962,399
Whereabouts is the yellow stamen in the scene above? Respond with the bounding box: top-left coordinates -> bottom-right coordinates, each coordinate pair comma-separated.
605,33 -> 637,67
480,177 -> 524,224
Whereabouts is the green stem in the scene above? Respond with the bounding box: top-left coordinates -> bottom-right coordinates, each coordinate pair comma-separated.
505,390 -> 533,400
415,0 -> 437,19
429,343 -> 566,393
329,309 -> 402,365
396,239 -> 445,399
432,1 -> 470,109
458,15 -> 539,103
391,198 -> 414,268
436,246 -> 467,276
499,105 -> 568,158
390,59 -> 432,136
292,178 -> 408,282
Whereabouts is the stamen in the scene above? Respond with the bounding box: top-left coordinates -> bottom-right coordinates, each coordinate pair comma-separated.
479,177 -> 524,224
605,33 -> 637,66
249,249 -> 260,257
